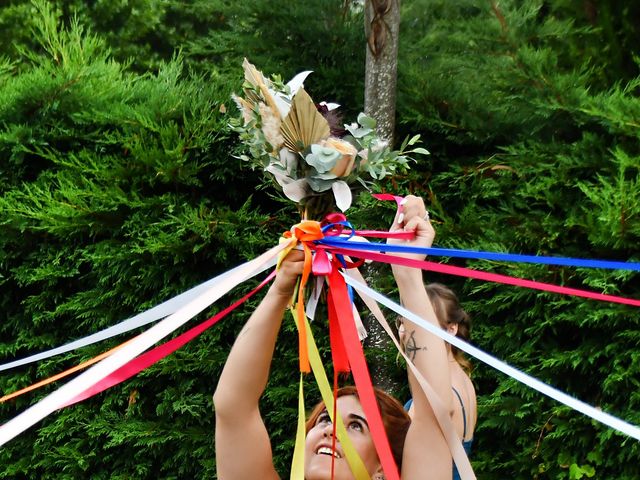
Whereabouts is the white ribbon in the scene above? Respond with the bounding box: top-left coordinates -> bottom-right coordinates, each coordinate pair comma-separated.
0,244 -> 285,447
345,268 -> 475,479
0,261 -> 254,372
342,273 -> 640,442
305,276 -> 324,321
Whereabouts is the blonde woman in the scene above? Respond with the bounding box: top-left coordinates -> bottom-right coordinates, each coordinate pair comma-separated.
397,285 -> 477,480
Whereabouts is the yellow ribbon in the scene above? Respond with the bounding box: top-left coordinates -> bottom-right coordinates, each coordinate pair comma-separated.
290,372 -> 307,480
289,309 -> 370,479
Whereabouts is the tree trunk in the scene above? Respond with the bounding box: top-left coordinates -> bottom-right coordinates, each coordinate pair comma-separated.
361,264 -> 403,394
364,0 -> 400,144
363,0 -> 401,391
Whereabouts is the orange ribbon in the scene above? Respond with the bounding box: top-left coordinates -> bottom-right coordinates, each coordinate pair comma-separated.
280,221 -> 324,373
0,338 -> 135,403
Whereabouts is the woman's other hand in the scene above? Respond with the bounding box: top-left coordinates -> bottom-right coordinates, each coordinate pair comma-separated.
271,248 -> 305,298
387,195 -> 435,264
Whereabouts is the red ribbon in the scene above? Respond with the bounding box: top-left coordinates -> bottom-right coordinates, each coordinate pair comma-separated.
328,266 -> 401,480
371,193 -> 403,206
62,271 -> 276,407
328,286 -> 350,374
321,211 -> 414,241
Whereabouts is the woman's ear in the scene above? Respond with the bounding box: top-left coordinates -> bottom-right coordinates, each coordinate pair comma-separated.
373,463 -> 385,480
447,323 -> 459,336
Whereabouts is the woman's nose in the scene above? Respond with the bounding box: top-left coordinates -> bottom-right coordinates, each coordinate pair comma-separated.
321,421 -> 335,437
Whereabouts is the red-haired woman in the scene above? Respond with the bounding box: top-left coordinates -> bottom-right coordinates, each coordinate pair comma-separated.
214,196 -> 455,479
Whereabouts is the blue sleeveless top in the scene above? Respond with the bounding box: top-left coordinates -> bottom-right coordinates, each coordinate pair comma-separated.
404,387 -> 473,480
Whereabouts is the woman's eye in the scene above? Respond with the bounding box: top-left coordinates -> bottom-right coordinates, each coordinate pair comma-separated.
348,421 -> 363,432
317,413 -> 331,425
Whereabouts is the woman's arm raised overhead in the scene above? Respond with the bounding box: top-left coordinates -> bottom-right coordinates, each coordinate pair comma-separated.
389,196 -> 453,480
213,250 -> 304,480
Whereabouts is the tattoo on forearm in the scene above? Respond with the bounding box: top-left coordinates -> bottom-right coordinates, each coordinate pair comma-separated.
404,330 -> 428,361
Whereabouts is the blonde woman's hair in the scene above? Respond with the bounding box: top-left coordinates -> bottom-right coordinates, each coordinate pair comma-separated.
425,283 -> 473,374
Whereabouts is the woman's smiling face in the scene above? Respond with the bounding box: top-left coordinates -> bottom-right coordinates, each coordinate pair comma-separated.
304,395 -> 382,480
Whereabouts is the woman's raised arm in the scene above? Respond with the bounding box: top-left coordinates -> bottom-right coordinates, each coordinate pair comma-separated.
389,196 -> 453,479
213,250 -> 304,479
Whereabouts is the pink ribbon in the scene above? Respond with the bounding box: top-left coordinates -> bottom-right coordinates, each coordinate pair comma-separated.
323,246 -> 640,307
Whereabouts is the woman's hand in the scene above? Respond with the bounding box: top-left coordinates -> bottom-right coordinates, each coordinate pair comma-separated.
270,248 -> 305,298
387,195 -> 435,263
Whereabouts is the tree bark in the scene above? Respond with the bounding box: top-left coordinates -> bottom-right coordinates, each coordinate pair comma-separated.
364,0 -> 400,144
363,0 -> 401,391
361,264 -> 403,394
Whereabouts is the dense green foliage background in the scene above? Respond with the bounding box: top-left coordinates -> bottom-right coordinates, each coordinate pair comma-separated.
0,0 -> 638,478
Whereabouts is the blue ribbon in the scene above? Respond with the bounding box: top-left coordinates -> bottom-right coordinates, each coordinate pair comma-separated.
317,236 -> 640,271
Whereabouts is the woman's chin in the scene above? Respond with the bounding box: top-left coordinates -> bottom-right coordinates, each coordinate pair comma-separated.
305,455 -> 350,480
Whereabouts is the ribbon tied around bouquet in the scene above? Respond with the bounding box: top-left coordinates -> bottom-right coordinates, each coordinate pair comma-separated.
278,216 -> 372,372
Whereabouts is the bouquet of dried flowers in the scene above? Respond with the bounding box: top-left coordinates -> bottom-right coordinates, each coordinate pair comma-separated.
231,59 -> 428,220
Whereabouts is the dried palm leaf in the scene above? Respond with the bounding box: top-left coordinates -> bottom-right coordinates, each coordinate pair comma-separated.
280,88 -> 330,153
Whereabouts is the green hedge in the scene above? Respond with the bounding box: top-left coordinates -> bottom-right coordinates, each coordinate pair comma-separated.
0,1 -> 638,478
